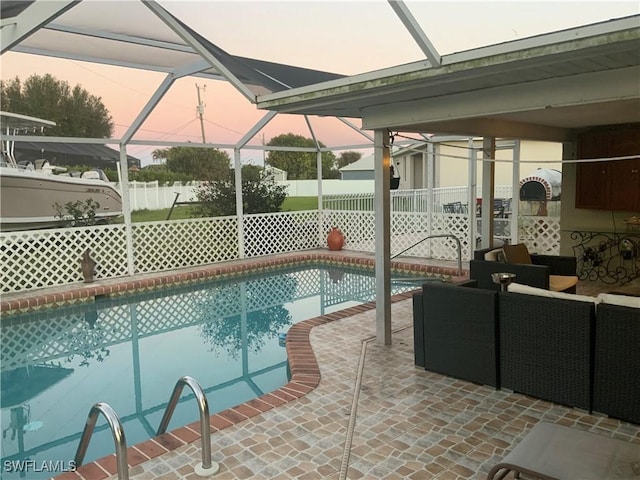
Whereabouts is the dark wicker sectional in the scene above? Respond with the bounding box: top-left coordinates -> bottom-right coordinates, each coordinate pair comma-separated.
413,281 -> 640,425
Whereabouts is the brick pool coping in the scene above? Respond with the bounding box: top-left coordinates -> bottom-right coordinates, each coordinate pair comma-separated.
1,252 -> 464,480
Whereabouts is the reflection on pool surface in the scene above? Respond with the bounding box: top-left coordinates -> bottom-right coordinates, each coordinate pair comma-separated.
0,264 -> 426,478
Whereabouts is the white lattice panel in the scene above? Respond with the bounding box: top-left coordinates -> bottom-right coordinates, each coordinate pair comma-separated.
519,216 -> 560,254
1,210 -> 562,293
133,217 -> 238,273
322,210 -> 470,261
390,213 -> 471,261
244,211 -> 320,257
1,225 -> 128,292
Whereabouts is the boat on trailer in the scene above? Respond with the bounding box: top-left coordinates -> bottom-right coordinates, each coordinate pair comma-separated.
0,111 -> 123,232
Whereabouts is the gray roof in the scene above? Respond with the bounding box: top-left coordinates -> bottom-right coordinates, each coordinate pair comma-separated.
14,141 -> 140,165
339,154 -> 375,172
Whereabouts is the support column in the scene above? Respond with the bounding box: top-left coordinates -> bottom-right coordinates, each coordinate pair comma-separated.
317,151 -> 324,246
426,144 -> 434,255
511,140 -> 521,243
467,138 -> 477,257
119,145 -> 134,275
480,137 -> 496,248
234,148 -> 245,258
374,129 -> 392,346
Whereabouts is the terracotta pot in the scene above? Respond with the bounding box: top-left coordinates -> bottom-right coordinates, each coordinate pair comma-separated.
327,227 -> 344,251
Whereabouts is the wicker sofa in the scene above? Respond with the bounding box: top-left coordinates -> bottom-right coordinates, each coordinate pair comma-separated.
413,281 -> 640,424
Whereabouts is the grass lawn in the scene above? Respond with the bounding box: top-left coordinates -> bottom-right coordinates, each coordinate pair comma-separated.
123,197 -> 319,223
282,196 -> 318,211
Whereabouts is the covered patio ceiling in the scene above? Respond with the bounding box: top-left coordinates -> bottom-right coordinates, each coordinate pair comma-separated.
257,15 -> 640,142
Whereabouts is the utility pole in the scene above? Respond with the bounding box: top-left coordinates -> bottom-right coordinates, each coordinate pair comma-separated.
196,83 -> 206,143
262,132 -> 266,166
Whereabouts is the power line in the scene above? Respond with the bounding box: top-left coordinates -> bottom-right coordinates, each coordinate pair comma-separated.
202,118 -> 245,136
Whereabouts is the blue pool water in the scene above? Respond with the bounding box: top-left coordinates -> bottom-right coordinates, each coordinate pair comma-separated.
0,265 -> 430,478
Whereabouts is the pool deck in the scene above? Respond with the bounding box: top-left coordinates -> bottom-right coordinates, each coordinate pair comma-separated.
3,250 -> 639,479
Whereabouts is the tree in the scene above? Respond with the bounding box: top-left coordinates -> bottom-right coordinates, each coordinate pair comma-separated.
266,133 -> 337,180
194,166 -> 287,217
152,146 -> 231,181
336,151 -> 362,169
0,74 -> 113,137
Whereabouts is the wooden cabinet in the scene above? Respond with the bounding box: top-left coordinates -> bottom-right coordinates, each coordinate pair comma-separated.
575,124 -> 640,211
609,159 -> 640,210
575,161 -> 610,209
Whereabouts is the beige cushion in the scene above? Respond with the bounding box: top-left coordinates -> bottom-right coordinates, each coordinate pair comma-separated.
596,293 -> 640,309
502,244 -> 532,264
549,275 -> 579,292
484,248 -> 505,262
507,282 -> 597,303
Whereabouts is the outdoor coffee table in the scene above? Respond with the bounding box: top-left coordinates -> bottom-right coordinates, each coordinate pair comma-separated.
487,422 -> 640,479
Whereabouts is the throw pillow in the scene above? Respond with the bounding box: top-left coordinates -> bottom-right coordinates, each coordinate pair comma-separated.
502,244 -> 532,264
484,248 -> 505,262
596,293 -> 640,309
507,282 -> 597,303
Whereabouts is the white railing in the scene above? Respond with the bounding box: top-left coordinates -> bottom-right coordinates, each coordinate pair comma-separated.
323,185 -> 514,213
1,209 -> 560,293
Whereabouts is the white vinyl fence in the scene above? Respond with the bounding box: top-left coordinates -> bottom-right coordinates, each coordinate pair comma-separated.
119,179 -> 381,211
117,181 -> 200,211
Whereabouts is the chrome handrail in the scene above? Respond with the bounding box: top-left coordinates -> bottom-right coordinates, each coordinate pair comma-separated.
391,234 -> 463,276
75,402 -> 128,480
157,376 -> 217,474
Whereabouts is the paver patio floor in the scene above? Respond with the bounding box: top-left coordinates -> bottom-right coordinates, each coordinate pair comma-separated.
105,295 -> 640,480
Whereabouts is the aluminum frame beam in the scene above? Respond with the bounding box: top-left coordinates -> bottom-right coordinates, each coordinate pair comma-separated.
1,1 -> 80,54
387,0 -> 441,67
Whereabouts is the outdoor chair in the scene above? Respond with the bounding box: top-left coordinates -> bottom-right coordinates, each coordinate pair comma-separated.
470,244 -> 578,292
413,280 -> 499,388
443,201 -> 460,213
487,422 -> 640,480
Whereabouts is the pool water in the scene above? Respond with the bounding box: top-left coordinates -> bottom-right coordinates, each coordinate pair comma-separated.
0,264 -> 426,478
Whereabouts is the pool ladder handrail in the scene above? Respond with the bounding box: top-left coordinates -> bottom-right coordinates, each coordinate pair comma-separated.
75,402 -> 129,480
157,375 -> 219,475
391,233 -> 463,276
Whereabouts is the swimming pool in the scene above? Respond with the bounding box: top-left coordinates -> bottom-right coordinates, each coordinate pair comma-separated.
0,264 -> 429,478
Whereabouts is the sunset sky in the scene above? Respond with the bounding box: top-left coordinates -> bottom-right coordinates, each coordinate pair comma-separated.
2,0 -> 638,166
